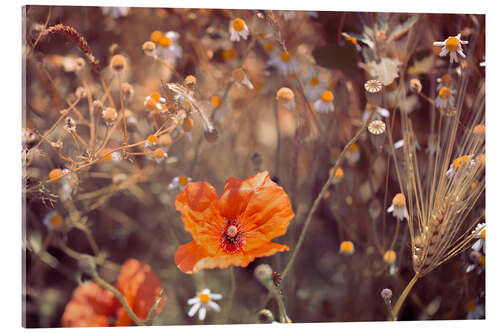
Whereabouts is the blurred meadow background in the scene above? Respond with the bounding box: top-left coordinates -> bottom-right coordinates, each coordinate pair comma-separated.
22,5 -> 485,327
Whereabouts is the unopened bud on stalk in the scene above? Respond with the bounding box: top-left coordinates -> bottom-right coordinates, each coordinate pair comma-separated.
368,119 -> 386,151
257,309 -> 275,323
380,288 -> 393,304
93,100 -> 104,114
364,79 -> 383,106
184,75 -> 197,89
121,82 -> 134,100
254,264 -> 273,284
110,54 -> 126,71
78,255 -> 97,276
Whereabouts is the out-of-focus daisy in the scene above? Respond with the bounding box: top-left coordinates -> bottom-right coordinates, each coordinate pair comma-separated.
231,68 -> 254,89
303,71 -> 327,101
339,241 -> 355,255
100,148 -> 122,163
150,30 -> 183,60
471,223 -> 485,253
362,103 -> 390,121
446,155 -> 474,178
433,33 -> 468,63
394,137 -> 421,151
387,193 -> 409,221
101,7 -> 130,19
329,166 -> 344,184
465,301 -> 484,320
152,148 -> 167,163
43,211 -> 64,230
314,90 -> 335,113
435,87 -> 456,110
187,289 -> 222,321
267,51 -> 299,77
144,92 -> 165,114
465,250 -> 484,273
383,250 -> 398,275
436,74 -> 453,91
168,176 -> 192,191
229,18 -> 249,42
145,134 -> 159,148
345,143 -> 361,164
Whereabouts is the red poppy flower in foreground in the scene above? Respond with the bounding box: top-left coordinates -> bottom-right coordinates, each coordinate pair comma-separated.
61,258 -> 165,327
174,171 -> 294,274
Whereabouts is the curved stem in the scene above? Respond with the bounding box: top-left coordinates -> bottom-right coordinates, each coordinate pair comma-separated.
391,272 -> 420,320
223,267 -> 236,323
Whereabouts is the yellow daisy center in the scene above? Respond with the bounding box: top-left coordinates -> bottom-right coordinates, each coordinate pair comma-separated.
232,18 -> 245,32
264,42 -> 274,52
153,148 -> 165,159
147,135 -> 158,144
349,143 -> 359,152
340,241 -> 354,253
199,293 -> 210,303
50,214 -> 63,227
280,52 -> 291,62
151,30 -> 163,44
310,77 -> 319,87
439,87 -> 451,99
321,90 -> 334,102
452,155 -> 471,170
159,36 -> 171,48
178,176 -> 189,187
222,49 -> 236,60
480,229 -> 485,240
392,193 -> 406,208
150,92 -> 161,102
466,301 -> 476,312
101,149 -> 113,161
49,168 -> 63,179
445,36 -> 460,52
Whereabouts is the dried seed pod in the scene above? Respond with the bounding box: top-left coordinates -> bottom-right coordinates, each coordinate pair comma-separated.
364,79 -> 383,106
368,119 -> 386,151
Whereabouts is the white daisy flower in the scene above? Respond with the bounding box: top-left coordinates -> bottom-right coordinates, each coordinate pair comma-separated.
314,90 -> 335,113
152,148 -> 167,163
276,87 -> 296,110
187,289 -> 222,321
446,155 -> 475,179
433,33 -> 468,63
303,71 -> 327,101
267,51 -> 299,77
387,193 -> 409,221
394,138 -> 421,151
435,87 -> 456,110
229,18 -> 249,42
150,30 -> 183,61
362,103 -> 390,121
231,68 -> 254,90
339,241 -> 355,255
168,176 -> 192,191
43,211 -> 64,230
465,301 -> 484,320
471,223 -> 485,253
144,92 -> 164,114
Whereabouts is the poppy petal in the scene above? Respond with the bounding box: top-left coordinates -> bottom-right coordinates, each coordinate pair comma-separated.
175,182 -> 226,251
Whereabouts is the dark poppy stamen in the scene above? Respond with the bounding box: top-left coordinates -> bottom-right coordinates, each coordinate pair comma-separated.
220,218 -> 244,253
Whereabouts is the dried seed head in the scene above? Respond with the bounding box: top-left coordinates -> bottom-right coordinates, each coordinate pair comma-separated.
368,120 -> 386,135
184,75 -> 197,88
409,78 -> 422,93
392,193 -> 406,208
63,117 -> 76,133
102,107 -> 118,125
142,41 -> 156,57
272,272 -> 282,287
254,264 -> 273,283
204,127 -> 219,143
364,79 -> 383,105
257,309 -> 275,324
51,140 -> 63,151
75,87 -> 87,99
276,87 -> 294,103
92,100 -> 104,114
110,54 -> 126,71
121,82 -> 135,99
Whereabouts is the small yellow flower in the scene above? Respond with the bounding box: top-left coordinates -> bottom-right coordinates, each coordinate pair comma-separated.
340,241 -> 355,255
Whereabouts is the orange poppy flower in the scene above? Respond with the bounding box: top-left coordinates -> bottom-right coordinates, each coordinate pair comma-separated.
174,171 -> 294,274
61,281 -> 119,327
115,258 -> 166,326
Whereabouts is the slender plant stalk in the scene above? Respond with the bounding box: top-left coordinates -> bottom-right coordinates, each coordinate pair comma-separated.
92,274 -> 145,326
281,107 -> 377,280
223,266 -> 236,323
391,272 -> 420,320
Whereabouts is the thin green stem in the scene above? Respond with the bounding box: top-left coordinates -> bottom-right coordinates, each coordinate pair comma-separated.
223,266 -> 236,323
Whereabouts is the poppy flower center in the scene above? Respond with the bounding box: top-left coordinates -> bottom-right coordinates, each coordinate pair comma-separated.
221,218 -> 244,253
445,37 -> 460,52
